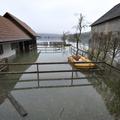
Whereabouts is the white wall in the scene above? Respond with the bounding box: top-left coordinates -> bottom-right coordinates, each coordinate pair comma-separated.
0,43 -> 16,59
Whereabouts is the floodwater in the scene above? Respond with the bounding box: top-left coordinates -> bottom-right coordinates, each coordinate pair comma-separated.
0,42 -> 120,120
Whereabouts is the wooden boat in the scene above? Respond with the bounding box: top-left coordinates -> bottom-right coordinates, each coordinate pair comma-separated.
68,55 -> 96,69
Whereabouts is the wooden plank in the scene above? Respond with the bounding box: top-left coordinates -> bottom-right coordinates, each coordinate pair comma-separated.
0,66 -> 7,72
0,58 -> 8,71
7,93 -> 28,117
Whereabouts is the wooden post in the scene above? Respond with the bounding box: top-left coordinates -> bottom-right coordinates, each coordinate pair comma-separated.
0,58 -> 9,71
5,58 -> 9,71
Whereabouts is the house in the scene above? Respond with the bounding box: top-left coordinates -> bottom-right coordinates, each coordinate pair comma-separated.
0,12 -> 37,59
91,3 -> 120,33
90,3 -> 120,64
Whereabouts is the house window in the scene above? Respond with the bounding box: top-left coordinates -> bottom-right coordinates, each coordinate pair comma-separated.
0,44 -> 3,55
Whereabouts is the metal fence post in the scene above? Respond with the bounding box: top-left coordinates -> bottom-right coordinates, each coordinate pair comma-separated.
71,67 -> 74,85
36,63 -> 40,87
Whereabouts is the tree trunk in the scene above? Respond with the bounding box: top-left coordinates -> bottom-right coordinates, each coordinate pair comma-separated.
96,51 -> 100,61
76,39 -> 79,56
111,56 -> 115,65
102,51 -> 107,61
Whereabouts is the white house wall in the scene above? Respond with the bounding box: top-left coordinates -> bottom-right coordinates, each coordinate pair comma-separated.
0,43 -> 16,59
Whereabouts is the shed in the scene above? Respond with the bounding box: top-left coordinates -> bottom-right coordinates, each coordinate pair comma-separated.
0,12 -> 37,59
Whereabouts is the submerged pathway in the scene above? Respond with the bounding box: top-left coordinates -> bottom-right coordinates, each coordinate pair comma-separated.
0,46 -> 114,120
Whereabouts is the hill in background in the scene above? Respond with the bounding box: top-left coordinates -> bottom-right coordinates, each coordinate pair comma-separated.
37,32 -> 91,44
67,32 -> 91,44
37,33 -> 62,39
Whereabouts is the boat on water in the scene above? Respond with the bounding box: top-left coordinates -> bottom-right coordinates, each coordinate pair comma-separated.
68,55 -> 96,69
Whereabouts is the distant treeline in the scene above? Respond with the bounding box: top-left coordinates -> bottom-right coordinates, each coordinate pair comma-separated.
67,32 -> 91,44
37,33 -> 62,39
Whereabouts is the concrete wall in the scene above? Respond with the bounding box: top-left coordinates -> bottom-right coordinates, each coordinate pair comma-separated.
0,43 -> 16,59
91,18 -> 120,34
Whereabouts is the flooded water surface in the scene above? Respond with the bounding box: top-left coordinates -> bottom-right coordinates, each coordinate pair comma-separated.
0,42 -> 120,120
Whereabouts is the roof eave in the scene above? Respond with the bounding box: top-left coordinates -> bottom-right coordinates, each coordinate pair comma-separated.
4,12 -> 37,39
91,16 -> 120,27
0,38 -> 32,44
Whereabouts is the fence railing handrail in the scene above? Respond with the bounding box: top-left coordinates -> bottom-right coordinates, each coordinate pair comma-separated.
0,61 -> 119,73
71,45 -> 88,53
0,68 -> 102,75
0,60 -> 119,90
104,62 -> 120,72
0,61 -> 104,66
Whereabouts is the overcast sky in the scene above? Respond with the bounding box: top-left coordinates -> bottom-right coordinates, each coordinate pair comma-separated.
0,0 -> 120,34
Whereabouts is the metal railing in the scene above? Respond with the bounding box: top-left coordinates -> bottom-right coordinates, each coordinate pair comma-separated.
0,60 -> 119,90
37,45 -> 63,53
0,61 -> 105,90
71,45 -> 88,56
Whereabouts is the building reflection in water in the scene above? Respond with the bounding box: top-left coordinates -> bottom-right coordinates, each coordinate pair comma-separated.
87,68 -> 120,119
0,50 -> 39,105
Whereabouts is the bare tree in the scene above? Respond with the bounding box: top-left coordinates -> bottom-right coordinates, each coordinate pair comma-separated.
89,33 -> 97,60
62,32 -> 67,45
74,13 -> 87,56
109,32 -> 120,65
102,32 -> 112,61
95,33 -> 104,61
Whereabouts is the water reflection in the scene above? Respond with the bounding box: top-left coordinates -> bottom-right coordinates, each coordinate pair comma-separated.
87,68 -> 120,119
0,50 -> 39,104
7,45 -> 113,120
0,43 -> 120,120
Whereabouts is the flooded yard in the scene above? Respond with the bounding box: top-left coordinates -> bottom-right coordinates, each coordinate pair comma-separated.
0,44 -> 120,120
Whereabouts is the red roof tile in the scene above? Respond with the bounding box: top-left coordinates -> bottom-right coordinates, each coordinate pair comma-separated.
4,12 -> 37,38
0,16 -> 31,43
